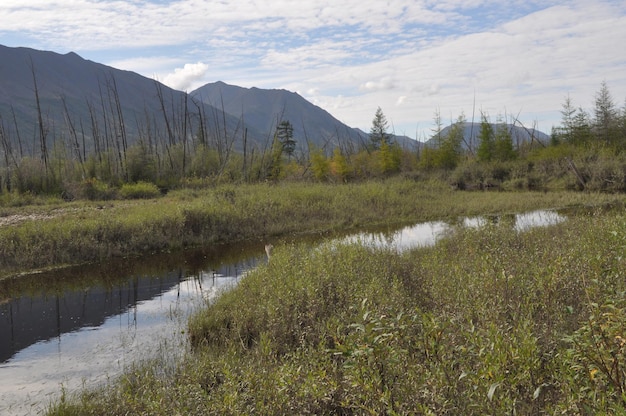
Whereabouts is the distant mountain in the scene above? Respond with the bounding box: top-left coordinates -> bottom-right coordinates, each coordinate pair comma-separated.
190,81 -> 367,152
426,122 -> 549,150
190,81 -> 422,153
0,45 -> 418,161
0,45 -> 265,155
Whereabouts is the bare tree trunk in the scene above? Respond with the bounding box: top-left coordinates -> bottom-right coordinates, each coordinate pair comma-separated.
98,80 -> 113,178
192,98 -> 206,146
108,74 -> 128,181
155,81 -> 175,147
215,107 -> 241,179
87,98 -> 102,164
243,127 -> 248,181
566,157 -> 586,190
0,117 -> 16,191
61,95 -> 86,179
29,56 -> 49,174
104,76 -> 125,180
79,119 -> 87,167
10,106 -> 25,159
182,92 -> 189,177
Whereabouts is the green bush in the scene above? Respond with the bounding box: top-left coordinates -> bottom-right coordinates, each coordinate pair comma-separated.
119,181 -> 161,199
77,178 -> 117,201
561,297 -> 626,413
0,190 -> 38,207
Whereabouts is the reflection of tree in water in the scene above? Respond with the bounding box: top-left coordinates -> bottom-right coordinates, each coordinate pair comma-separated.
0,240 -> 266,364
0,272 -> 185,363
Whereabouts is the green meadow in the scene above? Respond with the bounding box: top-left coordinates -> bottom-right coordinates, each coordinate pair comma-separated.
2,178 -> 616,277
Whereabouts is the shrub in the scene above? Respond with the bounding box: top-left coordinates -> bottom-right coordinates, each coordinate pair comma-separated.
119,181 -> 161,199
0,190 -> 37,207
562,298 -> 626,413
77,178 -> 117,201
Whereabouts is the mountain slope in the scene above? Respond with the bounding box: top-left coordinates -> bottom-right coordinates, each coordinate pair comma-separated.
0,45 -> 263,155
190,81 -> 370,152
0,45 -> 418,161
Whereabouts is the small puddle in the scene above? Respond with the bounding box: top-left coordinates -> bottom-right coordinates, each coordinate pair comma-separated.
341,209 -> 566,252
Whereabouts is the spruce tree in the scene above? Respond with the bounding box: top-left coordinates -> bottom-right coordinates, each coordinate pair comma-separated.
369,107 -> 391,149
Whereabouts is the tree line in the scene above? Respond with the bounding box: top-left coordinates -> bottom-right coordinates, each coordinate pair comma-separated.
1,79 -> 626,200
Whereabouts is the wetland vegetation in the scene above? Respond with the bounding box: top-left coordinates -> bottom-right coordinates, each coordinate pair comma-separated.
2,82 -> 626,414
0,179 -> 620,278
45,190 -> 626,415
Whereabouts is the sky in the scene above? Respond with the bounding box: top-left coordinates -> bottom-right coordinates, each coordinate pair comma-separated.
1,0 -> 625,141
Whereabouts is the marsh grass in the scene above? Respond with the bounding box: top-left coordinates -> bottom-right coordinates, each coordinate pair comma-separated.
1,179 -> 622,278
49,205 -> 626,415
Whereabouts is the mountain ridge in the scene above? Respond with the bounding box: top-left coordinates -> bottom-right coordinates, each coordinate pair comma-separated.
0,45 -> 266,154
190,81 -> 369,152
0,45 -> 386,156
1,44 -> 547,159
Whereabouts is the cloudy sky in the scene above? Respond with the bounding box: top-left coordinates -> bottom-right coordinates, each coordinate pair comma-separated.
1,0 -> 625,140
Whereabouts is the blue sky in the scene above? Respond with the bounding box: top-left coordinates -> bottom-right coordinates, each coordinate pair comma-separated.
1,0 -> 625,140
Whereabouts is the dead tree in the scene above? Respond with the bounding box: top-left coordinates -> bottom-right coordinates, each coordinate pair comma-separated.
29,56 -> 49,174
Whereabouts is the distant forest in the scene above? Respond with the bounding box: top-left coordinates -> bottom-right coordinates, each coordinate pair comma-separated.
1,80 -> 625,201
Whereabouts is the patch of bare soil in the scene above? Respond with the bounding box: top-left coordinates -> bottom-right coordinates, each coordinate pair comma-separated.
0,213 -> 56,227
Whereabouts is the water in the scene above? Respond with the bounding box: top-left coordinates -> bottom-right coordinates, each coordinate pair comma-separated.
0,245 -> 263,416
0,210 -> 565,415
342,209 -> 566,252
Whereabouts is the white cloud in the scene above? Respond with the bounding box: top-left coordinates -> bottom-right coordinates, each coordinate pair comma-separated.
296,0 -> 626,136
359,77 -> 395,92
1,0 -> 625,139
162,62 -> 210,91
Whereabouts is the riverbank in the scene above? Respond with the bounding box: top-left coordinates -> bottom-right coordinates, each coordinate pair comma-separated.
0,179 -> 622,279
48,194 -> 626,414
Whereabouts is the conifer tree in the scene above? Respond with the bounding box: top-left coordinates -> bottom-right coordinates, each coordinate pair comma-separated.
560,94 -> 577,143
493,122 -> 516,161
369,107 -> 391,149
594,81 -> 619,145
477,113 -> 495,162
435,113 -> 465,169
276,120 -> 296,159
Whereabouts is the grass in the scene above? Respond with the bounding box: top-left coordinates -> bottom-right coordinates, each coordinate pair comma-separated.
47,185 -> 626,415
1,178 -> 623,278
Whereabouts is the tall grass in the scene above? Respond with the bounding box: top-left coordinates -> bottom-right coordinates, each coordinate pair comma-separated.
50,206 -> 626,414
1,179 -> 622,277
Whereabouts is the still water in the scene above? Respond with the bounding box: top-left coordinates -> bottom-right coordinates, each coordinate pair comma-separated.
0,210 -> 565,415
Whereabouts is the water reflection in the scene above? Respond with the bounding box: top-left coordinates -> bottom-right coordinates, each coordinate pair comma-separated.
0,272 -> 183,364
340,210 -> 566,252
0,243 -> 265,416
344,221 -> 450,251
514,210 -> 566,232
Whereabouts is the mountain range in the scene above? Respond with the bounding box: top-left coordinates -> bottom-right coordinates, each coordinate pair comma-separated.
0,44 -> 548,160
0,45 -> 409,157
0,45 -> 264,155
190,82 -> 373,152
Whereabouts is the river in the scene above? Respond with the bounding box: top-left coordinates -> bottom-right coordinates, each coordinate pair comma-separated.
0,210 -> 565,415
